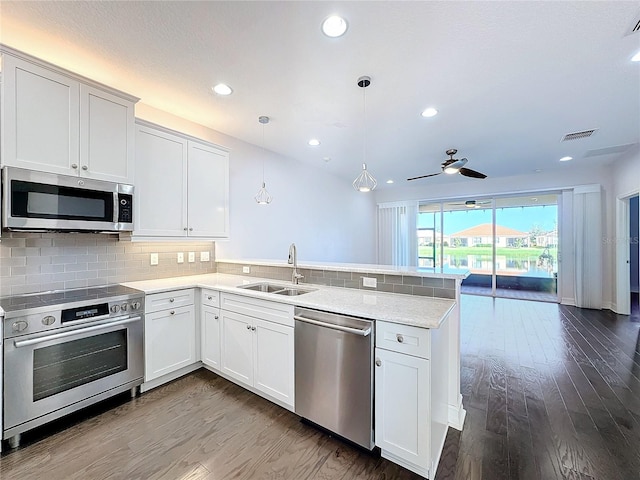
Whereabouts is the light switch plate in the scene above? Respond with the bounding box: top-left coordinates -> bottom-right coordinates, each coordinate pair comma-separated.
242,266 -> 251,274
188,252 -> 195,263
177,252 -> 184,264
200,251 -> 210,262
362,277 -> 377,288
150,253 -> 159,266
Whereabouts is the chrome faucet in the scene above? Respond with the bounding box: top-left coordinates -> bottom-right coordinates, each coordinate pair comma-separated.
288,243 -> 304,284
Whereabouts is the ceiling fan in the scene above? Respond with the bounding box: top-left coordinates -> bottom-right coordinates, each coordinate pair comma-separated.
407,149 -> 487,181
449,199 -> 492,208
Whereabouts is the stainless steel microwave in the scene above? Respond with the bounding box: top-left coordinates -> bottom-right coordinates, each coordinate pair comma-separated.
1,167 -> 134,232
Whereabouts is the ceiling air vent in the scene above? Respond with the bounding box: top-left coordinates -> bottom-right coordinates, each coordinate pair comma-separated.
561,129 -> 597,142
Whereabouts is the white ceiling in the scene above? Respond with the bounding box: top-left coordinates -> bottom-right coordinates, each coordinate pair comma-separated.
1,1 -> 639,189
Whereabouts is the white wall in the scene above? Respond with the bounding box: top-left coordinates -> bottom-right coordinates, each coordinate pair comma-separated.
136,104 -> 377,264
374,164 -> 617,307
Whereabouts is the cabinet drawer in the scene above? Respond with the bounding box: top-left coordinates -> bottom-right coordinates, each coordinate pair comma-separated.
220,293 -> 294,327
146,289 -> 195,313
376,320 -> 430,359
201,289 -> 220,307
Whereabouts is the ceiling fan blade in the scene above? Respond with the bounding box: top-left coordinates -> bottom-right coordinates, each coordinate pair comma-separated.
407,172 -> 442,181
459,167 -> 487,179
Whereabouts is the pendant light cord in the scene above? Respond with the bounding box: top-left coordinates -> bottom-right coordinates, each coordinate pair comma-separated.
262,122 -> 266,183
363,85 -> 367,166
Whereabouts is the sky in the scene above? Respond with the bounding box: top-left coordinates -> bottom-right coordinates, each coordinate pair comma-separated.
418,205 -> 558,235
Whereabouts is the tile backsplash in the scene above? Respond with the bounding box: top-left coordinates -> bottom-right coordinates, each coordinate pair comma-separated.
0,232 -> 216,297
216,262 -> 457,299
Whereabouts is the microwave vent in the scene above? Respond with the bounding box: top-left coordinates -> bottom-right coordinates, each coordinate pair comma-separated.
561,129 -> 597,142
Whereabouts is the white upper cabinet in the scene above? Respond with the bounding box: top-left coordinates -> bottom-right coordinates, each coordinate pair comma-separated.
133,120 -> 229,240
80,85 -> 135,183
187,141 -> 229,238
0,46 -> 137,184
134,125 -> 187,237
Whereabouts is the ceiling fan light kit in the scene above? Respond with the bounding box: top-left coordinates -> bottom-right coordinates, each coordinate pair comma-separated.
407,148 -> 487,181
353,75 -> 378,192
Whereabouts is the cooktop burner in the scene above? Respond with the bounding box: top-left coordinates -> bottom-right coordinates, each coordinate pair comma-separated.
0,285 -> 143,314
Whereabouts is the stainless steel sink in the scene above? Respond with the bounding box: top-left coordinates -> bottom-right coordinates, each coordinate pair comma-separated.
237,282 -> 315,296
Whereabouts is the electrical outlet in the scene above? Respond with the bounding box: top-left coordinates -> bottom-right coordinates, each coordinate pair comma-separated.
242,266 -> 251,274
188,252 -> 195,263
200,251 -> 210,262
177,252 -> 184,264
362,277 -> 377,288
150,253 -> 159,266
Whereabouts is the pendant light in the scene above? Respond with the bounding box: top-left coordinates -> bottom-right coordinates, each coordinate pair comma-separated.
254,115 -> 273,205
352,75 -> 377,193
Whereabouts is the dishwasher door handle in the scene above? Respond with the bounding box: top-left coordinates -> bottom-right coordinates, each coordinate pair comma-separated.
294,315 -> 371,337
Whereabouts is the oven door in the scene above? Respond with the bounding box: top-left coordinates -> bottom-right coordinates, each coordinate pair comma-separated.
3,315 -> 143,435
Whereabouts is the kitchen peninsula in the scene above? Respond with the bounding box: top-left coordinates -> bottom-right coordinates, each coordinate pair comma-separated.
123,261 -> 469,478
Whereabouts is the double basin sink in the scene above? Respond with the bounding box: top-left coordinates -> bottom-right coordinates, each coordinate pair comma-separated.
238,282 -> 316,297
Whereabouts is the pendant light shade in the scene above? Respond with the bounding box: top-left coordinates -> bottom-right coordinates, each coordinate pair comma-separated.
254,115 -> 272,205
353,76 -> 377,193
353,163 -> 377,192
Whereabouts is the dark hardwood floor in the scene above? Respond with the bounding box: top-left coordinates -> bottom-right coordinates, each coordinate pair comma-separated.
2,294 -> 639,480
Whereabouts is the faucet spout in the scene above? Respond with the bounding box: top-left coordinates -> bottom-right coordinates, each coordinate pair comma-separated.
288,243 -> 303,284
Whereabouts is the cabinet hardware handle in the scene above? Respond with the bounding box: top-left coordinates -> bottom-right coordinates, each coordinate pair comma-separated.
214,315 -> 219,319
375,358 -> 382,367
71,164 -> 78,169
396,334 -> 404,343
184,227 -> 188,231
246,324 -> 251,330
189,228 -> 193,231
170,310 -> 175,315
207,296 -> 213,300
251,326 -> 256,331
81,165 -> 88,170
169,298 -> 175,303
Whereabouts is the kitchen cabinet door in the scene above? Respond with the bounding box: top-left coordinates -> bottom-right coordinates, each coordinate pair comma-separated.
253,318 -> 294,408
375,347 -> 431,472
220,310 -> 254,386
201,305 -> 221,371
187,140 -> 229,238
144,305 -> 196,382
1,54 -> 80,175
80,85 -> 134,183
134,125 -> 187,237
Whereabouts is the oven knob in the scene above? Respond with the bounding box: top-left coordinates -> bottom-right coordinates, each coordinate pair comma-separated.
121,303 -> 129,312
12,321 -> 28,333
111,305 -> 121,313
42,315 -> 56,326
131,301 -> 141,310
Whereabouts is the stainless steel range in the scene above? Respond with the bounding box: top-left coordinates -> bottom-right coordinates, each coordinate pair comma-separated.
1,285 -> 144,448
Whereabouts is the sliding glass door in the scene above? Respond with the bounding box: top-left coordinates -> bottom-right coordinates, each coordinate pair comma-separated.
417,193 -> 559,301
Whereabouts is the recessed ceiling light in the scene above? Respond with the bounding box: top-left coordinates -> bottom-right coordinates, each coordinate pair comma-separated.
323,157 -> 331,163
559,156 -> 573,162
534,169 -> 542,173
632,51 -> 640,62
421,107 -> 438,118
386,179 -> 394,184
212,83 -> 233,95
308,139 -> 320,146
322,15 -> 348,37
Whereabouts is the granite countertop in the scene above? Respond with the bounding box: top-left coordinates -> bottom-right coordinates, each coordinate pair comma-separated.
122,273 -> 456,329
216,258 -> 470,279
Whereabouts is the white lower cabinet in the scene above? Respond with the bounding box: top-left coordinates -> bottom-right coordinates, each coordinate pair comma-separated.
375,348 -> 430,470
219,293 -> 294,409
374,318 -> 450,479
143,289 -> 197,390
201,305 -> 221,371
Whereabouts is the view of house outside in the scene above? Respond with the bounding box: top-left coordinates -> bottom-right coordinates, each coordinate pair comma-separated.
418,197 -> 558,285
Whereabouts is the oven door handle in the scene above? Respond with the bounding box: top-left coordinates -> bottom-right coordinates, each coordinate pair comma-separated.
294,315 -> 371,337
13,316 -> 142,348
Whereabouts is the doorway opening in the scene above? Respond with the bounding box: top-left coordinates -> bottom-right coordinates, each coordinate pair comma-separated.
630,195 -> 639,319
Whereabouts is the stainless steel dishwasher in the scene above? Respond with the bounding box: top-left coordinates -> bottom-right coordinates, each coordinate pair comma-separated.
294,307 -> 374,450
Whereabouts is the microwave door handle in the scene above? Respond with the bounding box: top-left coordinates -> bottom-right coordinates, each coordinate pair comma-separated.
13,316 -> 142,348
113,192 -> 120,224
